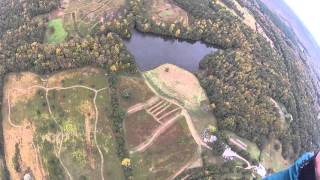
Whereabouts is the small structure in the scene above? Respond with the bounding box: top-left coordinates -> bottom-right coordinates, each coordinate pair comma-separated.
201,127 -> 217,144
204,135 -> 217,144
255,164 -> 267,177
222,148 -> 235,160
23,173 -> 33,180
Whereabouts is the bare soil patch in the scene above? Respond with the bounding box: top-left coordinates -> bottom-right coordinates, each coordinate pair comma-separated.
2,67 -> 125,179
3,121 -> 45,180
4,73 -> 41,106
133,117 -> 197,179
124,110 -> 160,149
79,100 -> 96,169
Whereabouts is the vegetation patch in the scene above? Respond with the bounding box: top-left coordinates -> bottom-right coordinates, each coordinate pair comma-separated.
144,64 -> 207,109
46,18 -> 68,43
144,64 -> 216,134
225,131 -> 260,160
131,117 -> 198,179
117,75 -> 155,109
146,0 -> 188,25
60,0 -> 128,37
3,67 -> 125,180
260,139 -> 291,172
124,110 -> 160,149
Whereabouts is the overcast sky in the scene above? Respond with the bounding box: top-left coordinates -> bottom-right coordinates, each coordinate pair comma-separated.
284,0 -> 320,46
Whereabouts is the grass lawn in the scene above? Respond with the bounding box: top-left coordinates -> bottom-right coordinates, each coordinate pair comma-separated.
260,139 -> 290,172
225,131 -> 260,161
144,64 -> 216,135
46,18 -> 68,43
117,75 -> 155,109
159,10 -> 173,17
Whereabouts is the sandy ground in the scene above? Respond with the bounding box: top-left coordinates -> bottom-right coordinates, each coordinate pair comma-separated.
3,120 -> 46,180
5,73 -> 41,106
3,73 -> 46,180
2,67 -> 108,179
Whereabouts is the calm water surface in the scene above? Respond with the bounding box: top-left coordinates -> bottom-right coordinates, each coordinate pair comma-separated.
124,30 -> 217,72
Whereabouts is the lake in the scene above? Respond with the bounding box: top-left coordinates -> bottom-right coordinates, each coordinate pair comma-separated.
124,30 -> 217,72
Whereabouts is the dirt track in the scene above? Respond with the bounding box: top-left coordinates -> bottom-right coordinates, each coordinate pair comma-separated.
130,113 -> 181,153
6,83 -> 108,180
125,74 -> 212,179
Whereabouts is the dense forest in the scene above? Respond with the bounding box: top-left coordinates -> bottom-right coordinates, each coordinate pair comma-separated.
0,0 -> 320,179
132,0 -> 320,168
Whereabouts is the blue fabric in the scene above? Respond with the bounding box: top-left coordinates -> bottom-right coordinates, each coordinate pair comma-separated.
263,152 -> 314,180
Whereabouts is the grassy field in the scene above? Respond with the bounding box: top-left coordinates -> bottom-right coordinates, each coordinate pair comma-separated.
144,64 -> 217,135
124,110 -> 160,149
116,75 -> 155,109
225,131 -> 261,161
260,139 -> 290,172
131,117 -> 198,179
4,67 -> 125,180
46,18 -> 68,43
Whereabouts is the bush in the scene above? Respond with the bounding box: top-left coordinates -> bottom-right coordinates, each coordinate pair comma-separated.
12,143 -> 21,172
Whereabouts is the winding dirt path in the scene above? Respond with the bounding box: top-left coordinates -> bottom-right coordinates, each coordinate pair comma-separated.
142,77 -> 211,150
7,84 -> 108,180
128,75 -> 212,179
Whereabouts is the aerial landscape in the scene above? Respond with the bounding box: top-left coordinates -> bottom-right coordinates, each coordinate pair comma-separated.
0,0 -> 320,179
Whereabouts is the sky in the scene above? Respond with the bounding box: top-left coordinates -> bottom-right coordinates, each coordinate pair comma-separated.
284,0 -> 320,46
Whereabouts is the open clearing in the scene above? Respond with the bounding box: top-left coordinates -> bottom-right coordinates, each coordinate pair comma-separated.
260,139 -> 291,172
117,75 -> 155,109
123,64 -> 218,179
131,117 -> 198,180
3,67 -> 124,180
144,64 -> 217,136
48,0 -> 126,37
147,0 -> 188,26
46,18 -> 68,43
225,131 -> 260,161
